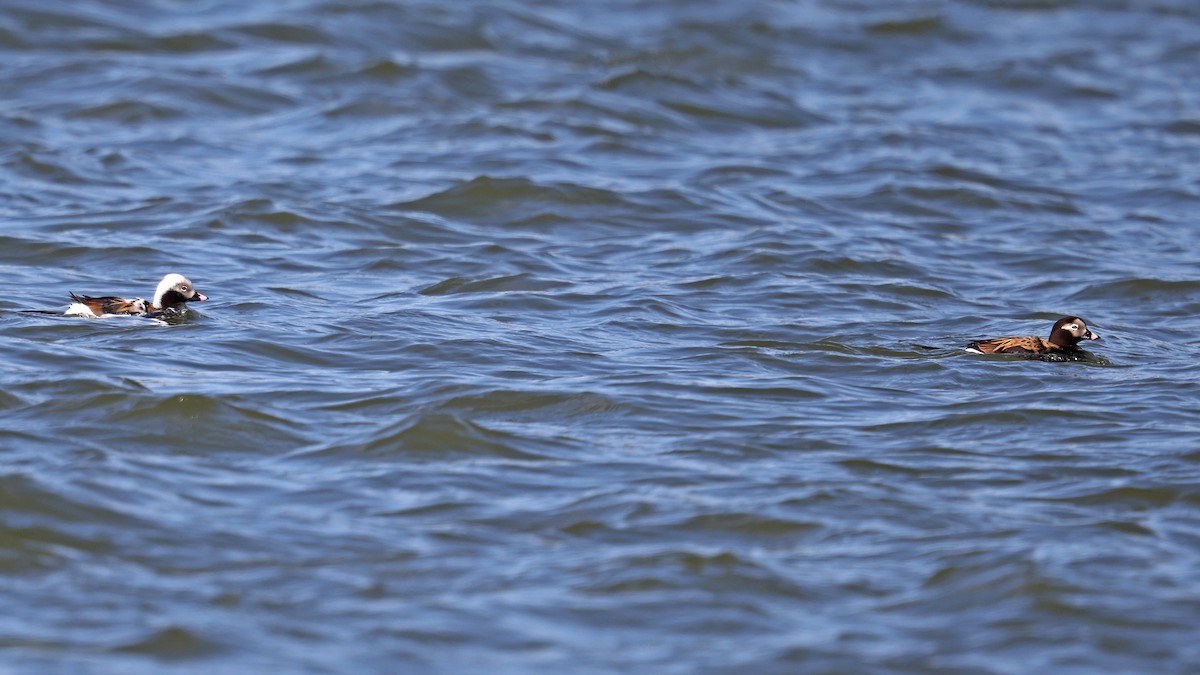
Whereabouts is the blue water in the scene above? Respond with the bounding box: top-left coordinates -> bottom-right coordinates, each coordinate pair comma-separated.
3,1 -> 1200,672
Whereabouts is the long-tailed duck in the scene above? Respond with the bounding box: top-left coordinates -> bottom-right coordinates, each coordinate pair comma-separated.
966,316 -> 1100,360
65,273 -> 208,318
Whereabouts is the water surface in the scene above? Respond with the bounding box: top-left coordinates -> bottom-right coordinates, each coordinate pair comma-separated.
3,1 -> 1200,672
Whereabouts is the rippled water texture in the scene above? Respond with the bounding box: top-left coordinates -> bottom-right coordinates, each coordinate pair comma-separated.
3,0 -> 1200,672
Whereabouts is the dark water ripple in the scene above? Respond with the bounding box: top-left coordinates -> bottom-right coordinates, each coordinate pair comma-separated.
3,0 -> 1200,672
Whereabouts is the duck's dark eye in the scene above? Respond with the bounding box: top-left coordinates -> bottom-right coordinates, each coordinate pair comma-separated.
181,286 -> 189,291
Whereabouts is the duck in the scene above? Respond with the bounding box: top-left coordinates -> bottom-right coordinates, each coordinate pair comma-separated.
65,273 -> 208,318
966,316 -> 1100,359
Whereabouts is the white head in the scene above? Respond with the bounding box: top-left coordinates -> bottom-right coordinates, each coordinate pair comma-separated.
153,273 -> 207,309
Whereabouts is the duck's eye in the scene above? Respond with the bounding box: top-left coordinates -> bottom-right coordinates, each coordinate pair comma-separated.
181,285 -> 189,291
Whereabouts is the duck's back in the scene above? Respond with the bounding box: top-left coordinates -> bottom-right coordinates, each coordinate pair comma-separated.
966,335 -> 1054,355
66,293 -> 146,317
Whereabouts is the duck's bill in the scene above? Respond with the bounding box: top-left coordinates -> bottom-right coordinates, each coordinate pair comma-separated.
193,291 -> 208,302
1085,330 -> 1100,340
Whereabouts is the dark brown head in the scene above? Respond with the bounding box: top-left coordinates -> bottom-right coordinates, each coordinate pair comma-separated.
1048,316 -> 1100,349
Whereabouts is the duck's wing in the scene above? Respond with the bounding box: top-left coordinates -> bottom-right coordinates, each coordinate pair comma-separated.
68,293 -> 146,316
966,335 -> 1051,354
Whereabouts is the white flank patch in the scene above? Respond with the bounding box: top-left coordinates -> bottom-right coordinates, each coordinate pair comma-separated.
64,302 -> 98,317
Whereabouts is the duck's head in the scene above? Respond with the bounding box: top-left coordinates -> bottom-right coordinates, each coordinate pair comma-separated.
1049,316 -> 1099,348
153,273 -> 208,310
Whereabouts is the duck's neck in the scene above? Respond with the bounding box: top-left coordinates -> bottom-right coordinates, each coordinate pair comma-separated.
156,289 -> 188,310
1048,330 -> 1079,349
